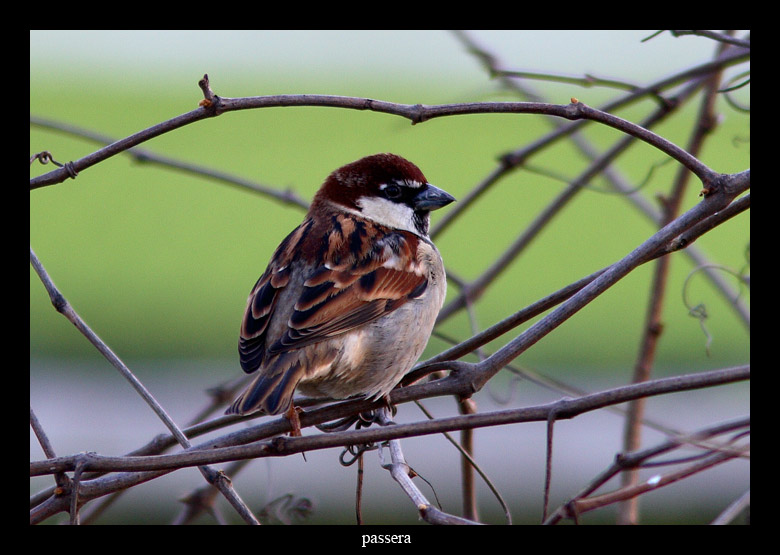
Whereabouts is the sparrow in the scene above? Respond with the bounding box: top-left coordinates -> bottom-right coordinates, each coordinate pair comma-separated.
227,153 -> 455,432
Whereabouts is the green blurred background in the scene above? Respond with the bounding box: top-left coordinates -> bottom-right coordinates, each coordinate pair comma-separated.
31,31 -> 749,524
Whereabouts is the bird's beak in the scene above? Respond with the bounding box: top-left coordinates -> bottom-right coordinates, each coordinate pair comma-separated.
414,184 -> 456,211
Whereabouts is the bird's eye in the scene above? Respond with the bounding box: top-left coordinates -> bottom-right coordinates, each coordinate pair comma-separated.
383,183 -> 402,199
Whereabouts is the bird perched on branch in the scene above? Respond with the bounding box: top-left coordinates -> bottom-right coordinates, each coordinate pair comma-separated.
227,153 -> 455,434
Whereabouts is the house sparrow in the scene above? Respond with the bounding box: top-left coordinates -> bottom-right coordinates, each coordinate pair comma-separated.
227,154 -> 454,431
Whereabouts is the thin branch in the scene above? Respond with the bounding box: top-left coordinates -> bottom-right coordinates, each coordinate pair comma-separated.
439,32 -> 747,236
618,38 -> 728,523
31,74 -> 731,191
411,190 -> 749,386
668,30 -> 751,49
544,416 -> 749,524
444,171 -> 748,393
711,490 -> 750,525
436,82 -> 704,322
375,410 -> 481,525
440,33 -> 749,330
492,68 -> 642,93
30,247 -> 190,445
30,362 -> 748,523
29,246 -> 260,525
30,407 -> 69,494
31,365 -> 749,479
414,400 -> 512,524
30,116 -> 309,210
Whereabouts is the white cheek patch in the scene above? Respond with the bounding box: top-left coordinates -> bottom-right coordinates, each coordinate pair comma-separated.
357,196 -> 418,234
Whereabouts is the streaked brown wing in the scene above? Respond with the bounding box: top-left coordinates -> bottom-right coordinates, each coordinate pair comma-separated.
270,229 -> 428,354
238,220 -> 311,373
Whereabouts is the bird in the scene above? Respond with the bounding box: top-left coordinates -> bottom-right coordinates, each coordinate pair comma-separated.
226,153 -> 455,434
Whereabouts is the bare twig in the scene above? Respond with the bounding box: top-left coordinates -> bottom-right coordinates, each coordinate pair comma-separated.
374,410 -> 481,525
544,416 -> 750,524
30,361 -> 748,523
667,30 -> 751,49
618,37 -> 730,524
711,490 -> 750,525
440,32 -> 749,331
30,116 -> 309,209
452,170 -> 748,394
29,247 -> 260,525
32,365 -> 749,478
31,74 -> 735,191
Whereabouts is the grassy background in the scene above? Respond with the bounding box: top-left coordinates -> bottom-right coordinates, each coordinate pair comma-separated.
30,74 -> 749,370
